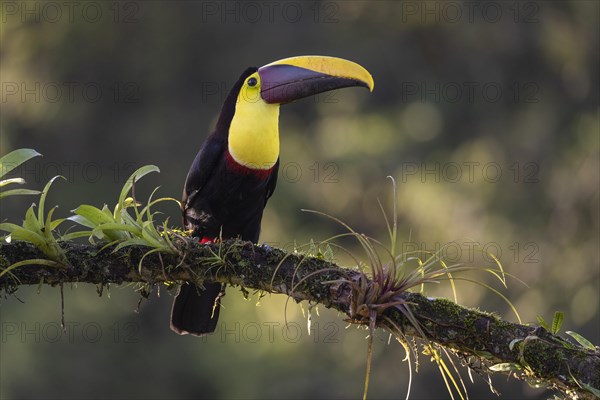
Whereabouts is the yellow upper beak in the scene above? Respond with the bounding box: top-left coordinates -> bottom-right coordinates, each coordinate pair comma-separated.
258,55 -> 374,104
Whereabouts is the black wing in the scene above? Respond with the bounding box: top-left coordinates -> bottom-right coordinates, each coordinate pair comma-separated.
181,132 -> 225,222
265,158 -> 279,205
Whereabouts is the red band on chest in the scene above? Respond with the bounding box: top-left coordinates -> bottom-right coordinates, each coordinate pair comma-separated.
224,150 -> 274,180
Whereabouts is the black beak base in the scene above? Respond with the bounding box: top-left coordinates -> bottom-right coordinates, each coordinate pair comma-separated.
259,65 -> 369,104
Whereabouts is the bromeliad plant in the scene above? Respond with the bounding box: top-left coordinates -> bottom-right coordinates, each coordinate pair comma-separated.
66,165 -> 181,271
0,150 -> 67,277
0,150 -> 183,280
294,177 -> 522,400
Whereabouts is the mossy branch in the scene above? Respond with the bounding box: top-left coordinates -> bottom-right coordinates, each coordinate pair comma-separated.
1,239 -> 598,399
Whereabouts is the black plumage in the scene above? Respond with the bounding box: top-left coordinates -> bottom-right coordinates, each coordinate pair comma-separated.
170,68 -> 279,336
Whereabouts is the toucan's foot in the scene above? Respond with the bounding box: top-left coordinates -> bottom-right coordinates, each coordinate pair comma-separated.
199,236 -> 224,244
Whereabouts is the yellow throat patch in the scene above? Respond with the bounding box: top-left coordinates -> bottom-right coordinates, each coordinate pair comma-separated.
228,72 -> 280,170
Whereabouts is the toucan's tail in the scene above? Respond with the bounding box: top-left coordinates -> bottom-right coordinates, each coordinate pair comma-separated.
170,283 -> 223,336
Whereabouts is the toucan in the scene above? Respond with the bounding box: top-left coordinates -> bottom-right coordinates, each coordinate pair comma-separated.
170,55 -> 374,336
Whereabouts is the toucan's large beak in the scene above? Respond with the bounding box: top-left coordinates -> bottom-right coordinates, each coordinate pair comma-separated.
258,56 -> 374,104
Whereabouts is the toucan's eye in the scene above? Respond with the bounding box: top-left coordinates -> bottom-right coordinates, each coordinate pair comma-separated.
247,77 -> 257,87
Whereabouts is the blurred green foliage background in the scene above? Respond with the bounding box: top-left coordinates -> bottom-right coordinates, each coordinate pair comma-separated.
1,1 -> 598,399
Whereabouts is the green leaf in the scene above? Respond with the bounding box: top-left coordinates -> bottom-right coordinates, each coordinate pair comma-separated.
551,311 -> 564,335
138,248 -> 163,274
93,222 -> 141,237
486,251 -> 507,287
0,177 -> 26,187
115,165 -> 159,219
0,149 -> 41,178
140,195 -> 179,222
71,205 -> 115,226
0,222 -> 22,234
141,186 -> 161,221
0,149 -> 42,199
119,209 -> 140,228
23,206 -> 42,233
102,204 -> 114,219
509,338 -> 522,351
566,331 -> 596,350
67,215 -> 96,229
536,315 -> 549,330
581,383 -> 600,397
3,226 -> 47,249
45,207 -> 65,237
113,237 -> 149,252
38,176 -> 65,227
323,244 -> 334,261
0,258 -> 63,279
140,223 -> 164,248
61,231 -> 94,241
71,205 -> 130,241
489,363 -> 520,372
161,219 -> 177,252
0,188 -> 40,199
